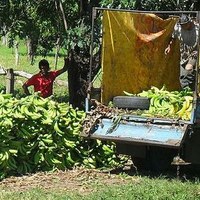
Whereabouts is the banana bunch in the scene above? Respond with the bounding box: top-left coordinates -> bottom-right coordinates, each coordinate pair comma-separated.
43,150 -> 66,170
0,91 -> 126,179
140,86 -> 193,120
0,150 -> 10,167
177,95 -> 193,120
0,149 -> 18,171
17,161 -> 33,174
124,86 -> 194,121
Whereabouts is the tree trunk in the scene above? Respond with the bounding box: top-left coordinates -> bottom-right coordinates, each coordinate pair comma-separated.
1,34 -> 8,46
54,37 -> 61,69
67,46 -> 100,110
14,40 -> 19,66
26,38 -> 32,61
67,49 -> 88,110
134,0 -> 142,10
67,0 -> 101,109
79,0 -> 88,16
26,37 -> 37,64
1,24 -> 8,46
59,0 -> 68,32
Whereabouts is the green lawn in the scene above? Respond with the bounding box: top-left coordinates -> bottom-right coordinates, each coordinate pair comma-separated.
0,173 -> 200,200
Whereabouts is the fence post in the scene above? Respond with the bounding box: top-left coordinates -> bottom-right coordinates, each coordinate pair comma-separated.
6,68 -> 14,94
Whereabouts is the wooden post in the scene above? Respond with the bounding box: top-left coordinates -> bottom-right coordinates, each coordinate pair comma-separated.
6,68 -> 14,94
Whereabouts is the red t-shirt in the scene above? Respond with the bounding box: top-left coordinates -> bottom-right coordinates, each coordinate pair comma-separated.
24,71 -> 60,98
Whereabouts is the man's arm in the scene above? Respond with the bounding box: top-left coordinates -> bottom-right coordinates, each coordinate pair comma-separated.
22,83 -> 31,95
56,57 -> 69,76
165,22 -> 178,55
165,37 -> 174,55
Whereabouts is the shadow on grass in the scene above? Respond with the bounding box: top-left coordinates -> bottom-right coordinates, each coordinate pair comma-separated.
109,160 -> 200,182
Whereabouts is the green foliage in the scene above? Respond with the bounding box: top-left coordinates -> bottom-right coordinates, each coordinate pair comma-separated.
137,0 -> 196,11
0,0 -> 81,59
1,0 -> 199,59
67,20 -> 91,52
100,0 -> 137,9
99,0 -> 199,11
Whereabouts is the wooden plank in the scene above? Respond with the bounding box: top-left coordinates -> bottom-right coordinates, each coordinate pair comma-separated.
14,70 -> 32,79
0,67 -> 6,75
6,68 -> 14,94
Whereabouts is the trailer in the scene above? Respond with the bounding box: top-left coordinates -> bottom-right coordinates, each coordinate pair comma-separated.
83,8 -> 200,172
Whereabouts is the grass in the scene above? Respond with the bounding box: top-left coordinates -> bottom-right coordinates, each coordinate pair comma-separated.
0,40 -> 67,72
0,41 -> 68,102
85,177 -> 200,200
0,175 -> 200,200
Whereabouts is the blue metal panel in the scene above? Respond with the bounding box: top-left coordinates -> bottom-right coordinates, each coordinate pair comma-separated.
91,118 -> 188,148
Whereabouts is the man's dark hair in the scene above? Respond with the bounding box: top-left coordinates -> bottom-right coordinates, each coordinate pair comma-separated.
39,59 -> 50,69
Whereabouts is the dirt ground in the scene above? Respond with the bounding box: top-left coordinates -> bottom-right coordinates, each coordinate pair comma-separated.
1,160 -> 196,194
0,164 -> 139,194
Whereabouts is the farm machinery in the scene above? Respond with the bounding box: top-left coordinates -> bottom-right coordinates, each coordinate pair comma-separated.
83,8 -> 200,173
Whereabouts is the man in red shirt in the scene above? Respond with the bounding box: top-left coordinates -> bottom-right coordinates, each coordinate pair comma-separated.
22,58 -> 68,98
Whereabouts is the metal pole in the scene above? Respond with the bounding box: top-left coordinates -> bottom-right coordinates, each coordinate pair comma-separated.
94,7 -> 197,15
85,7 -> 96,112
196,11 -> 200,94
191,11 -> 200,123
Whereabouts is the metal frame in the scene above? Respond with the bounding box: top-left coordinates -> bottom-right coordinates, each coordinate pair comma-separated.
87,8 -> 200,115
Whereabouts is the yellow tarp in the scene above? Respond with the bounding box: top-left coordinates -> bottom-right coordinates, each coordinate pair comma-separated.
101,11 -> 180,104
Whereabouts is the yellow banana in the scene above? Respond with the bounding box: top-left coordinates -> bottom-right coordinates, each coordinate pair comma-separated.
48,108 -> 57,118
154,97 -> 163,109
13,107 -> 25,119
42,117 -> 53,125
53,120 -> 64,135
26,107 -> 42,119
150,95 -> 156,107
123,91 -> 134,96
3,151 -> 9,161
184,96 -> 193,109
184,111 -> 191,121
66,151 -> 75,165
8,149 -> 18,155
2,93 -> 12,99
168,105 -> 175,115
177,101 -> 188,118
173,102 -> 180,113
33,96 -> 47,106
0,152 -> 4,162
138,90 -> 149,97
42,138 -> 53,144
69,109 -> 77,118
63,138 -> 76,148
0,151 -> 8,162
102,144 -> 113,155
186,102 -> 193,112
1,118 -> 13,128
